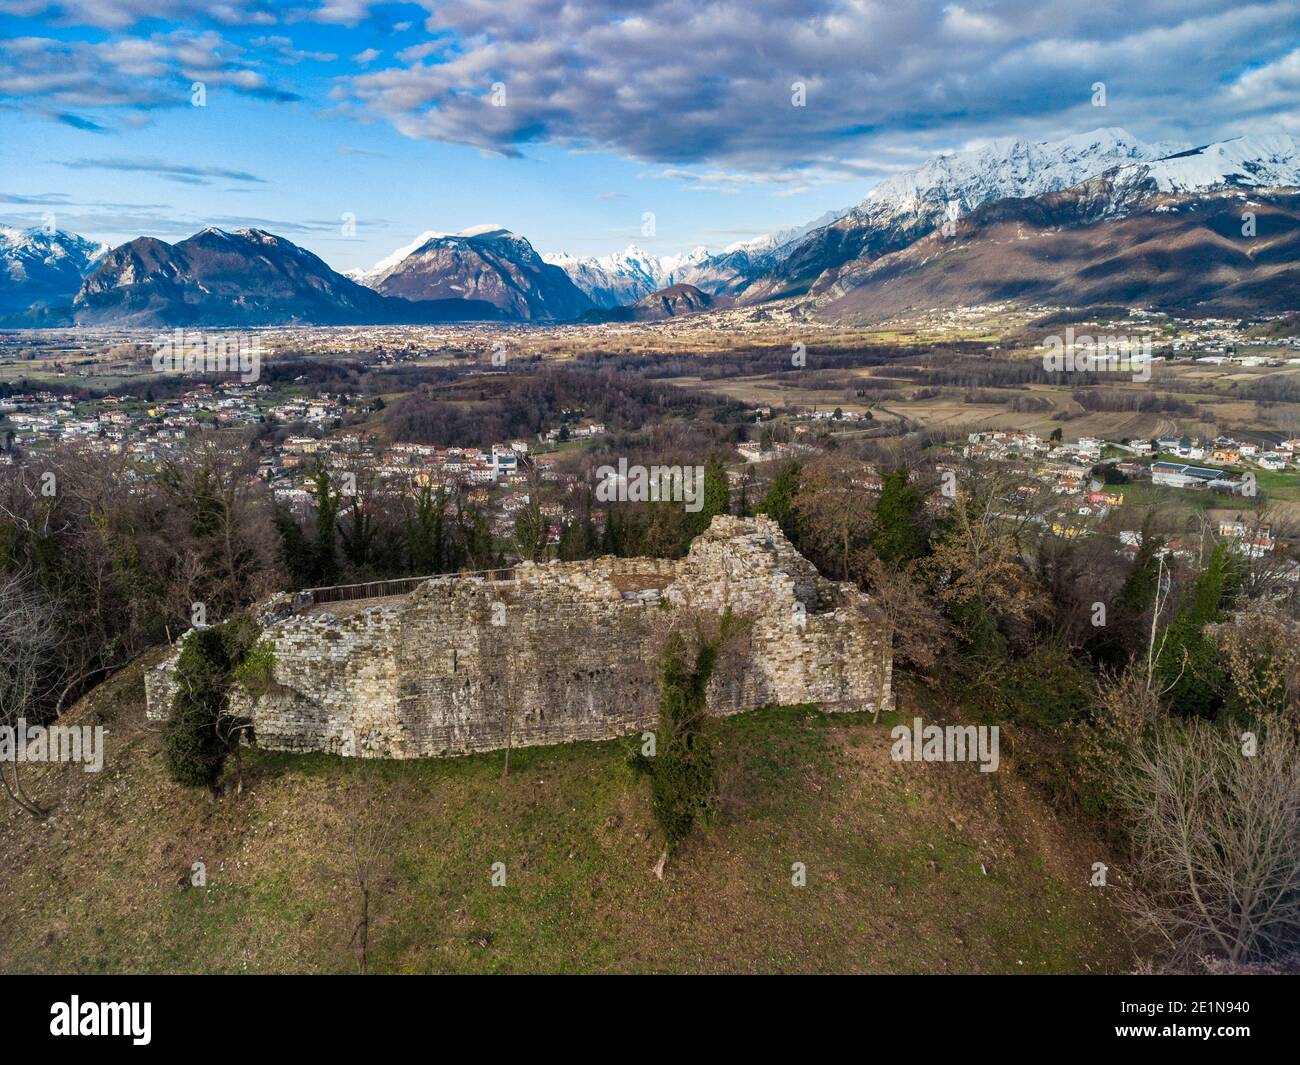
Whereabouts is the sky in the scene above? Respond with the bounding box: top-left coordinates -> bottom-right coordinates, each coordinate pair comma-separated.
1,0 -> 1298,272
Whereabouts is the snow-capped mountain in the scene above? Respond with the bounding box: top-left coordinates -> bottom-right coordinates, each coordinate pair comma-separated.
348,229 -> 444,286
859,127 -> 1178,219
722,207 -> 851,262
0,226 -> 109,316
72,226 -> 462,327
1103,134 -> 1300,203
540,130 -> 1300,310
372,226 -> 592,321
741,127 -> 1184,302
545,245 -> 673,306
804,132 -> 1300,322
19,129 -> 1298,327
543,212 -> 851,307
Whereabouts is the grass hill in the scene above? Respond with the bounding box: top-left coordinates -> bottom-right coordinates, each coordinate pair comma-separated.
0,655 -> 1132,974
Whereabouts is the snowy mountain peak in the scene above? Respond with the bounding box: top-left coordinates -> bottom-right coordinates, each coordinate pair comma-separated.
1,225 -> 109,264
858,127 -> 1178,219
1,226 -> 110,316
1115,134 -> 1300,194
355,229 -> 445,285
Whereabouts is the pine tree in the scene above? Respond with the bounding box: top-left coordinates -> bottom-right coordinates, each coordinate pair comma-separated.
312,465 -> 340,584
163,627 -> 232,791
871,468 -> 926,566
758,461 -> 801,540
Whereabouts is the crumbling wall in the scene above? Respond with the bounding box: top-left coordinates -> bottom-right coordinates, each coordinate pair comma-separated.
146,515 -> 893,759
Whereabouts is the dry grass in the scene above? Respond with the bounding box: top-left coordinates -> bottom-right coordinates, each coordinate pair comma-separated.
0,664 -> 1134,974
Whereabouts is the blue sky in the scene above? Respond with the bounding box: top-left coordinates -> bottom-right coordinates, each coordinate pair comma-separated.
1,1 -> 1297,272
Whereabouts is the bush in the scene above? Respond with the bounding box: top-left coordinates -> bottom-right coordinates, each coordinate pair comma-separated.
999,645 -> 1094,728
163,627 -> 234,789
638,616 -> 735,853
232,639 -> 276,700
1116,713 -> 1300,966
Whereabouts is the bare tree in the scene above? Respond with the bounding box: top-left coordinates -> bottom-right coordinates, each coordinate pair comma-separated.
1115,713 -> 1300,966
862,556 -> 949,713
922,470 -> 1048,639
335,786 -> 401,973
791,453 -> 875,582
0,570 -> 59,816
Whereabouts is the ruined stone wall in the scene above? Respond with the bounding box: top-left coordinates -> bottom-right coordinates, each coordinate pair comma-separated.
146,515 -> 892,759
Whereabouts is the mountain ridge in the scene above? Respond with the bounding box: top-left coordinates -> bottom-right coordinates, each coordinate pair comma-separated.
72,227 -> 499,327
371,227 -> 593,321
9,128 -> 1299,326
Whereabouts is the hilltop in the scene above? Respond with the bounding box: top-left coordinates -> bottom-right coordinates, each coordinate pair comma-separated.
0,657 -> 1131,974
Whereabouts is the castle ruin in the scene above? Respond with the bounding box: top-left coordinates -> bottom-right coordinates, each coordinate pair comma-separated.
145,515 -> 893,759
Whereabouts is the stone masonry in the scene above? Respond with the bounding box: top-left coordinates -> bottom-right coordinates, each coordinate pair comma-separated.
145,515 -> 893,759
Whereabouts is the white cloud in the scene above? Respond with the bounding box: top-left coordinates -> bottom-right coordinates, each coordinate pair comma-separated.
328,0 -> 1300,180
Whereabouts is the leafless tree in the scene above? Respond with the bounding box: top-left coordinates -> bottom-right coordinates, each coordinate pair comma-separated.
1115,712 -> 1300,966
862,556 -> 949,708
922,468 -> 1048,640
335,786 -> 401,973
0,570 -> 59,816
791,453 -> 875,582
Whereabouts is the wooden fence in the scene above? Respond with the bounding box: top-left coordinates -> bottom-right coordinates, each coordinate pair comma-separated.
292,568 -> 516,610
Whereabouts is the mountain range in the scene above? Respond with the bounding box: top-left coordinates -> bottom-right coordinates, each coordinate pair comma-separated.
0,226 -> 107,319
71,227 -> 498,327
4,128 -> 1298,327
806,134 -> 1300,320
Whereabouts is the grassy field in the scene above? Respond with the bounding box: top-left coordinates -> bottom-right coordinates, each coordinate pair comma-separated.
0,656 -> 1133,974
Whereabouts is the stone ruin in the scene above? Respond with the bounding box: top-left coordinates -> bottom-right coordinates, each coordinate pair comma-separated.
145,515 -> 893,759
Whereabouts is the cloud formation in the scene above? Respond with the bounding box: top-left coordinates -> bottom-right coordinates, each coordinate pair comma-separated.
58,157 -> 267,184
1,0 -> 1297,186
0,27 -> 300,126
328,0 -> 1300,179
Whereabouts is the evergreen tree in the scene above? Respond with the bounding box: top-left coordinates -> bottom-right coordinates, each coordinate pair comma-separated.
312,465 -> 340,584
1156,545 -> 1236,718
637,613 -> 734,854
340,495 -> 375,570
273,506 -> 315,588
405,485 -> 446,575
871,468 -> 926,566
1094,518 -> 1164,666
758,460 -> 801,540
163,626 -> 233,790
685,457 -> 730,541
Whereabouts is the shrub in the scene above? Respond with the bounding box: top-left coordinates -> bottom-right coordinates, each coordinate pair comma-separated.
1116,713 -> 1300,966
232,639 -> 276,700
638,614 -> 736,853
163,627 -> 234,790
998,644 -> 1094,728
